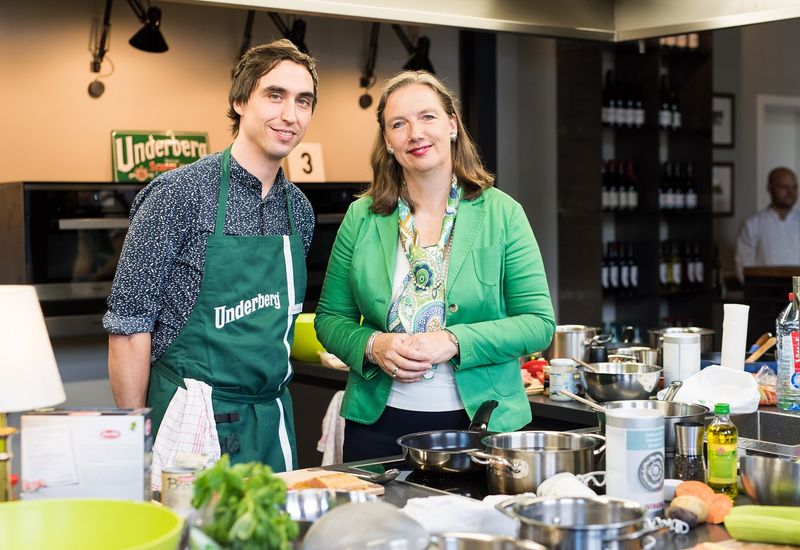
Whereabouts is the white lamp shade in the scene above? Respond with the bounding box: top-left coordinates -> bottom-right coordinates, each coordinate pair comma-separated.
0,285 -> 66,412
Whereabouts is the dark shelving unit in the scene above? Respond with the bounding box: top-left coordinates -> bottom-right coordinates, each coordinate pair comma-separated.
556,34 -> 714,336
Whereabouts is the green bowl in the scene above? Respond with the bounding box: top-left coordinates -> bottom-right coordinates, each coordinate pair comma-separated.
2,499 -> 183,550
291,313 -> 326,363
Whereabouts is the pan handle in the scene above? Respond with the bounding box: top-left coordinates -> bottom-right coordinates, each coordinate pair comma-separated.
602,525 -> 669,544
468,400 -> 499,431
467,450 -> 526,476
583,433 -> 606,455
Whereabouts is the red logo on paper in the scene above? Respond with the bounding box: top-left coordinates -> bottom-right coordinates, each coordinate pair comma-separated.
100,430 -> 121,439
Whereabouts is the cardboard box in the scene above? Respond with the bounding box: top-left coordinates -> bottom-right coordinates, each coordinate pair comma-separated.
21,408 -> 152,500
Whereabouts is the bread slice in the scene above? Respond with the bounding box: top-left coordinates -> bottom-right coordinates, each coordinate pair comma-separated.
288,472 -> 373,491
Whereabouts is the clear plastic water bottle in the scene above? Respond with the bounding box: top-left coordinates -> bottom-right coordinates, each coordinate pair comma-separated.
777,277 -> 800,411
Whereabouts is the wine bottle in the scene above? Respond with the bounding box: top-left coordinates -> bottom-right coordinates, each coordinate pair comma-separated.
608,160 -> 620,211
685,162 -> 698,209
608,241 -> 620,291
601,243 -> 610,292
673,163 -> 686,210
602,70 -> 614,126
601,161 -> 610,210
659,75 -> 672,129
670,86 -> 682,130
671,241 -> 683,291
627,243 -> 639,291
625,160 -> 639,210
659,241 -> 670,288
620,241 -> 631,291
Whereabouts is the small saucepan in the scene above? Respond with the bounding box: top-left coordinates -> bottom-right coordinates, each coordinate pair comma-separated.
397,400 -> 498,475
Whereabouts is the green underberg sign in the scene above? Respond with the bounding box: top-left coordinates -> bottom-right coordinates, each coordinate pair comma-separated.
111,130 -> 209,182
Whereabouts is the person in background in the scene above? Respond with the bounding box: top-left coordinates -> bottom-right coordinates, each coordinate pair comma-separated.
103,39 -> 317,472
314,70 -> 555,461
735,166 -> 800,283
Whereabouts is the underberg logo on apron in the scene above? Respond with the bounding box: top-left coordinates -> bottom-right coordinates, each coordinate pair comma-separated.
214,292 -> 281,329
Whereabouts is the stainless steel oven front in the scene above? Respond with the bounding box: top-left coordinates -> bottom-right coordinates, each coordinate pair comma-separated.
0,182 -> 145,336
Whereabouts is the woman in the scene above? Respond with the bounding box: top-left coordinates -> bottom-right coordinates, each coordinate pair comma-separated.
315,71 -> 555,461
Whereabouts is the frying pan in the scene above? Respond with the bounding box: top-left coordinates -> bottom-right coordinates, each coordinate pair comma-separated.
396,400 -> 499,474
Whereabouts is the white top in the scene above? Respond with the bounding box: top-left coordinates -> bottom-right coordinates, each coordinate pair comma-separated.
386,240 -> 465,412
735,207 -> 800,282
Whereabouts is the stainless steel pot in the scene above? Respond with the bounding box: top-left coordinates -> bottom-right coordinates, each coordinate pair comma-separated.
469,431 -> 604,494
496,496 -> 667,550
544,325 -> 607,361
648,327 -> 714,364
614,346 -> 659,366
429,532 -> 546,550
397,400 -> 498,474
596,400 -> 709,452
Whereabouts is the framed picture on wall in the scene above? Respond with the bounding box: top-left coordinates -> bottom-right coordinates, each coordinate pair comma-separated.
712,94 -> 735,147
712,162 -> 735,216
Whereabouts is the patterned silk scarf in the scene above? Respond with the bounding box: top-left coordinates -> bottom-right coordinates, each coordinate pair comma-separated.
387,176 -> 462,380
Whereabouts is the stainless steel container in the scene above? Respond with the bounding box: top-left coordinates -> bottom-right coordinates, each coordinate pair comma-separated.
496,496 -> 665,550
614,346 -> 659,366
544,325 -> 603,361
596,400 -> 709,452
648,327 -> 714,364
469,431 -> 604,494
583,362 -> 662,402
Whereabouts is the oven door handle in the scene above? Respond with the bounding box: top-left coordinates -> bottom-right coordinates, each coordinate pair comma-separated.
316,213 -> 345,224
58,218 -> 130,230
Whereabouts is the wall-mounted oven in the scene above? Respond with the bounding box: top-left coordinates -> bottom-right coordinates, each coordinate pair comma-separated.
295,182 -> 365,313
0,182 -> 145,336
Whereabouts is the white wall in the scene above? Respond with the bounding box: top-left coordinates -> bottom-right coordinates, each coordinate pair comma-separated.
0,0 -> 459,183
713,19 -> 800,276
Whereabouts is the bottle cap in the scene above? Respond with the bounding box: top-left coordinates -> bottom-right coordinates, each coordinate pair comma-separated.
714,403 -> 730,414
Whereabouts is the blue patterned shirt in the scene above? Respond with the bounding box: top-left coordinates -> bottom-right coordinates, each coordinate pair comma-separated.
103,152 -> 314,361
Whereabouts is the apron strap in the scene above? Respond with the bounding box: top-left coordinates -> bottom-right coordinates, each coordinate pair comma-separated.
214,147 -> 233,236
151,361 -> 286,404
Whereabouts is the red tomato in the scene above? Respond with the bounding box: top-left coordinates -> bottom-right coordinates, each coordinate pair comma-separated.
535,371 -> 545,384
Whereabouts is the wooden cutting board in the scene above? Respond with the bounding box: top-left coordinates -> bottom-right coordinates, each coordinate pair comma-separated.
276,467 -> 384,495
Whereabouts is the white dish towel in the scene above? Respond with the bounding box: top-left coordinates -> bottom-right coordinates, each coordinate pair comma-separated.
317,390 -> 345,465
151,378 -> 221,492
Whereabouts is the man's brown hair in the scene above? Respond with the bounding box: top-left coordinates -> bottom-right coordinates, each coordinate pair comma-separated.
227,39 -> 319,136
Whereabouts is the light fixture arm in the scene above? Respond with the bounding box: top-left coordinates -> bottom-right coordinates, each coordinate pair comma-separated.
126,0 -> 148,22
391,24 -> 414,54
237,10 -> 256,61
91,0 -> 114,73
360,23 -> 380,89
268,11 -> 291,38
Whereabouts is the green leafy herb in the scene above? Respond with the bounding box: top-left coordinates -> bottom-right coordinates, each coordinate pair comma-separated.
192,455 -> 299,550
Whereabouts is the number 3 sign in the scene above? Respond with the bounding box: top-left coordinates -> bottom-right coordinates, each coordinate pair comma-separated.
286,143 -> 326,182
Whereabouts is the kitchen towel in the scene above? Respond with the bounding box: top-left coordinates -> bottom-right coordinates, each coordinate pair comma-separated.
151,378 -> 221,492
656,364 -> 759,414
721,303 -> 750,370
317,390 -> 345,465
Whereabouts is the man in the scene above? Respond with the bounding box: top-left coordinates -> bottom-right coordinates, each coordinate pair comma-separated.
103,40 -> 317,472
735,166 -> 800,282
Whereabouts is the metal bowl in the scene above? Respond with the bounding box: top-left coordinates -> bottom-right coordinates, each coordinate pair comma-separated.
741,454 -> 800,506
583,362 -> 662,402
284,489 -> 378,538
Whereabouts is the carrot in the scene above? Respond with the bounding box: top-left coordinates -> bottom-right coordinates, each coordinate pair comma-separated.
675,480 -> 716,503
705,493 -> 734,524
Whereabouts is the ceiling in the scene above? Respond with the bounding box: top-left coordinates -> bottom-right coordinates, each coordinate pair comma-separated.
176,0 -> 800,41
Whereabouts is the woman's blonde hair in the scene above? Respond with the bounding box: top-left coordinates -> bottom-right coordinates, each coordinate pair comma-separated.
365,71 -> 494,214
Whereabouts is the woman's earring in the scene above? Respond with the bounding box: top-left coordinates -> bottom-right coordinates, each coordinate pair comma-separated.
387,146 -> 394,154
450,132 -> 457,142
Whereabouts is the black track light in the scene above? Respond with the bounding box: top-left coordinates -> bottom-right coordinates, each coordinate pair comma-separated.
392,24 -> 435,74
127,1 -> 168,53
268,12 -> 309,54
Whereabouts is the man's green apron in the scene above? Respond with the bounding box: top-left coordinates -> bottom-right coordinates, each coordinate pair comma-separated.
147,147 -> 306,471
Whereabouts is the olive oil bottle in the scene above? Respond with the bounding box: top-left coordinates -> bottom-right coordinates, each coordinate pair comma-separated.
706,402 -> 738,499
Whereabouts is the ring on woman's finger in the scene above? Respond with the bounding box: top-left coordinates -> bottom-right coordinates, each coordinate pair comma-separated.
392,366 -> 399,378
